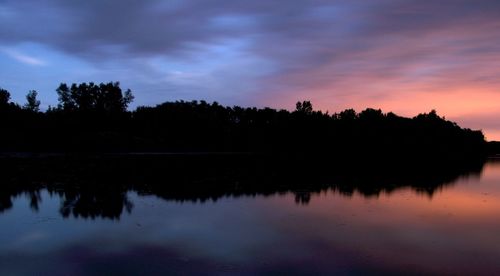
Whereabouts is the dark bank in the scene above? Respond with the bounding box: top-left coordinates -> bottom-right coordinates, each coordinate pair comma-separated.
0,82 -> 491,157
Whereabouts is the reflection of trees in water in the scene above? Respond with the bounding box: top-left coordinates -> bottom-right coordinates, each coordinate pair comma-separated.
0,194 -> 13,213
0,187 -> 133,220
0,155 -> 487,219
0,183 -> 43,214
59,189 -> 133,220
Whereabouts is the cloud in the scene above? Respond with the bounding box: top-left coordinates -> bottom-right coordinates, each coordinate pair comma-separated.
2,0 -> 500,80
1,0 -> 500,137
1,47 -> 46,66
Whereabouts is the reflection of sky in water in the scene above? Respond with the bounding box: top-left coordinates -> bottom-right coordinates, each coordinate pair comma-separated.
1,163 -> 500,274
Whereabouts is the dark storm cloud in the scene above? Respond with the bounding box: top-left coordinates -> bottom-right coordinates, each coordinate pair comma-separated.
2,0 -> 500,66
0,0 -> 328,57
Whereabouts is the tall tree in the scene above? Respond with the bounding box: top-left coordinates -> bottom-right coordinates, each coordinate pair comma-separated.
24,90 -> 41,112
295,101 -> 313,114
56,82 -> 134,112
56,83 -> 75,111
0,88 -> 10,106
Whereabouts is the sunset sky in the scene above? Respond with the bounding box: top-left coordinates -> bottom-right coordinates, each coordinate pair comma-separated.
1,0 -> 500,139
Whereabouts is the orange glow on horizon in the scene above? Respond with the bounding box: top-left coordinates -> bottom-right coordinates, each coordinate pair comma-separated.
269,84 -> 500,140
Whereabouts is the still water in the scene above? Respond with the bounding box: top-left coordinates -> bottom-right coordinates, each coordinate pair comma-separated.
1,159 -> 500,275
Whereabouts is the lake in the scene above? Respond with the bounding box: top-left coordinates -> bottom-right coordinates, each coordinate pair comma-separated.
0,155 -> 499,275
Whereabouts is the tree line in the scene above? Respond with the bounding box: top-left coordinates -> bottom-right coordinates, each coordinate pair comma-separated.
0,82 -> 488,158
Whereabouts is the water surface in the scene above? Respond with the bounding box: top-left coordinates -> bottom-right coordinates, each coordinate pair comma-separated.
0,157 -> 499,275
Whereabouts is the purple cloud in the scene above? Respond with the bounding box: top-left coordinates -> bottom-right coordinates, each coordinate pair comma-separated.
1,0 -> 500,138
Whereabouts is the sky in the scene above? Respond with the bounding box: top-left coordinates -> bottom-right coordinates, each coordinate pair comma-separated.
1,0 -> 500,140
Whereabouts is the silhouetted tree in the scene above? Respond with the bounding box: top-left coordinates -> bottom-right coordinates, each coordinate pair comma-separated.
24,90 -> 40,112
0,87 -> 21,112
338,108 -> 357,120
359,108 -> 384,121
97,82 -> 134,112
0,81 -> 489,156
56,82 -> 133,112
295,101 -> 313,114
0,88 -> 10,107
56,83 -> 75,111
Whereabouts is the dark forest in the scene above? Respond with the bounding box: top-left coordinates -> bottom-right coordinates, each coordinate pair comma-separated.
0,82 -> 489,158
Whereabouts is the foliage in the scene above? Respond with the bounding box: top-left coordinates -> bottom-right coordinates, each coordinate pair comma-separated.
295,101 -> 313,114
24,90 -> 41,112
56,82 -> 133,112
0,88 -> 11,107
0,82 -> 488,157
